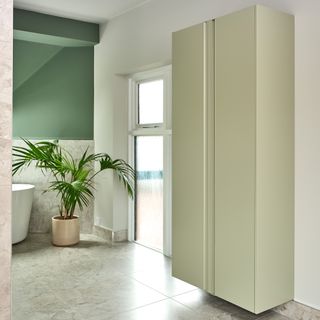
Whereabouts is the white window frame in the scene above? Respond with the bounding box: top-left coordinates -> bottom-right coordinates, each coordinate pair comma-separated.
135,78 -> 165,129
128,65 -> 172,257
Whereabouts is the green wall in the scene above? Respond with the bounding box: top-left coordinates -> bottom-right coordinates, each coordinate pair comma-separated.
12,9 -> 99,140
14,9 -> 99,47
13,40 -> 94,139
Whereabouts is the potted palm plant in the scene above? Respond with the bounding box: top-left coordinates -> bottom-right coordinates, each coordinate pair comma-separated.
13,139 -> 135,246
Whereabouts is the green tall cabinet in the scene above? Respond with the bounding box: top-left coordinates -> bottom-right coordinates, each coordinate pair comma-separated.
172,5 -> 294,314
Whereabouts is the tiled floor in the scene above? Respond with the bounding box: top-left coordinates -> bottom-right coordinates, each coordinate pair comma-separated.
12,234 -> 292,320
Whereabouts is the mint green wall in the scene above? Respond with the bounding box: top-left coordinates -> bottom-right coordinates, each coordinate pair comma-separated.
13,40 -> 94,139
13,40 -> 62,91
14,9 -> 99,47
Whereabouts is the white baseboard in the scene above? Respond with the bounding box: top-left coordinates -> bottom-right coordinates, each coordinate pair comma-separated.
113,229 -> 128,242
93,225 -> 113,243
274,300 -> 320,320
93,225 -> 128,243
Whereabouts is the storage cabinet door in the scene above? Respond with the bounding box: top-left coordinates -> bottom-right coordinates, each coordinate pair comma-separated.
214,7 -> 256,312
255,5 -> 294,312
172,23 -> 206,288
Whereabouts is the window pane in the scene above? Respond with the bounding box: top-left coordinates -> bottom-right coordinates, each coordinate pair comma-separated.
135,136 -> 163,251
138,80 -> 163,124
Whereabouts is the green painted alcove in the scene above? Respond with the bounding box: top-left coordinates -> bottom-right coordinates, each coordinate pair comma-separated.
13,9 -> 99,140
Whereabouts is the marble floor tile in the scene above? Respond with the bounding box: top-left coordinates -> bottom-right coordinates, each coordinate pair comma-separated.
130,267 -> 197,297
12,234 -> 295,320
109,299 -> 211,320
259,311 -> 292,320
275,301 -> 320,320
58,277 -> 166,316
172,289 -> 273,320
173,289 -> 230,317
110,243 -> 172,274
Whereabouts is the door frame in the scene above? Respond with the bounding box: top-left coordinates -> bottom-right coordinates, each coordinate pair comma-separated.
128,65 -> 172,256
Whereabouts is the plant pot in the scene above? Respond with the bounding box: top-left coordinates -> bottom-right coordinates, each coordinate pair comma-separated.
52,215 -> 80,246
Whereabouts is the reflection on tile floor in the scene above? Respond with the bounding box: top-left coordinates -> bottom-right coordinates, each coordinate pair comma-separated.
12,234 -> 293,320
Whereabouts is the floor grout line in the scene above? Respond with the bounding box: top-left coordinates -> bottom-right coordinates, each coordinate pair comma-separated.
126,272 -> 199,300
109,297 -> 170,317
12,234 -> 296,320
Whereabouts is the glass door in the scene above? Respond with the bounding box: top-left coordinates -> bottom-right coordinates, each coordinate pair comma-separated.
129,66 -> 172,255
135,136 -> 163,250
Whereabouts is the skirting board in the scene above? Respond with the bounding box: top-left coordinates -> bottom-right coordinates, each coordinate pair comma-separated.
274,300 -> 320,320
93,225 -> 128,243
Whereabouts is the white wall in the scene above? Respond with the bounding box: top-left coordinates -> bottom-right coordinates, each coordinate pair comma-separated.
294,0 -> 320,310
94,0 -> 320,309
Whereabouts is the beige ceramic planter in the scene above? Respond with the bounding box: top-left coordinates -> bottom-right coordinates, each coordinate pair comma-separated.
52,215 -> 80,246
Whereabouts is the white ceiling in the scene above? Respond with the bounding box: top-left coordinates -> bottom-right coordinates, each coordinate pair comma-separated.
13,0 -> 152,23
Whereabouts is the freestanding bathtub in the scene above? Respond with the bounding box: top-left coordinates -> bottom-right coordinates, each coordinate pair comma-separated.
12,184 -> 35,244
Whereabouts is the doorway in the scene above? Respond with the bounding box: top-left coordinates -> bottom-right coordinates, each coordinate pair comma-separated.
128,66 -> 172,256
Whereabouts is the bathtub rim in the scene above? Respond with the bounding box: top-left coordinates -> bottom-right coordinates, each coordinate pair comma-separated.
12,184 -> 35,192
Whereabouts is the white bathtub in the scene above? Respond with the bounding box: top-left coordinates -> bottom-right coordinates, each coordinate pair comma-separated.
12,184 -> 35,244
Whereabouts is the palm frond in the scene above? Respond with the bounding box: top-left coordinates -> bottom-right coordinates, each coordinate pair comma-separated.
98,155 -> 135,198
12,139 -> 60,175
49,180 -> 94,217
12,139 -> 136,219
